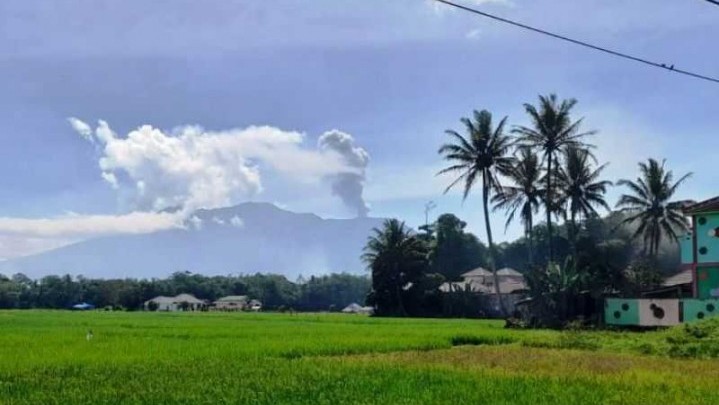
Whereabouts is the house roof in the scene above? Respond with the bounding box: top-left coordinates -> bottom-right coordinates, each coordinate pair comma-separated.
145,294 -> 205,305
145,295 -> 174,304
173,294 -> 205,304
684,196 -> 719,215
461,267 -> 492,278
214,295 -> 248,303
496,268 -> 523,277
662,268 -> 693,287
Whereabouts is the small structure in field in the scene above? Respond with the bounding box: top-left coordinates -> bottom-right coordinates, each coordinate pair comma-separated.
212,295 -> 249,311
144,294 -> 206,311
341,303 -> 373,315
72,302 -> 95,310
248,299 -> 263,311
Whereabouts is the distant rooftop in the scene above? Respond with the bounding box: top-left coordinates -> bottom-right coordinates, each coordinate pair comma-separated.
214,295 -> 248,302
496,268 -> 522,277
461,267 -> 492,278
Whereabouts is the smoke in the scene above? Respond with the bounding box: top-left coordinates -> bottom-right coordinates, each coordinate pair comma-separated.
68,119 -> 371,216
318,130 -> 370,217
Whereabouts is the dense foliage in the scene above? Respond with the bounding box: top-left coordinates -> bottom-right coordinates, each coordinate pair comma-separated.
0,271 -> 370,311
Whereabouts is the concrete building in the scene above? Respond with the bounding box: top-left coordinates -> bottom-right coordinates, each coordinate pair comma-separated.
212,295 -> 249,311
606,196 -> 719,326
144,294 -> 206,311
439,267 -> 527,295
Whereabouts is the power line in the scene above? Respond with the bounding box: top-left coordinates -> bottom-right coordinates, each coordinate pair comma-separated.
703,0 -> 719,7
434,0 -> 719,85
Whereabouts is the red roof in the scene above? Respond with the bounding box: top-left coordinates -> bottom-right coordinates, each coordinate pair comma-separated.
683,196 -> 719,215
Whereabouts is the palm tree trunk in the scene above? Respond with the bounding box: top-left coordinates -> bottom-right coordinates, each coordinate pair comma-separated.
570,210 -> 577,263
482,175 -> 506,317
546,153 -> 554,263
527,215 -> 534,266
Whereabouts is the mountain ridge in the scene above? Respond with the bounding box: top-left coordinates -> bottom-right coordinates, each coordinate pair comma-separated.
0,203 -> 385,279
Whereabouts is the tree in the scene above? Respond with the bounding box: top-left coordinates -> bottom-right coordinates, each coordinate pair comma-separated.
362,219 -> 429,316
438,109 -> 514,314
615,158 -> 692,258
429,214 -> 488,281
513,94 -> 595,262
524,258 -> 583,327
492,147 -> 543,265
556,146 -> 612,254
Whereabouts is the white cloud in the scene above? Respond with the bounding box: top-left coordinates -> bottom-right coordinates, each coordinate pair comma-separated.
0,120 -> 373,260
101,172 -> 119,189
230,215 -> 244,228
188,215 -> 203,230
67,117 -> 93,141
69,119 -> 369,215
0,211 -> 183,238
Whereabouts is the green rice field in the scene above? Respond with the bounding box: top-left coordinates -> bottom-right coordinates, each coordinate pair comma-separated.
2,311 -> 719,404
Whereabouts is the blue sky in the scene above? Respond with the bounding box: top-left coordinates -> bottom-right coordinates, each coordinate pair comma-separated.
0,0 -> 717,259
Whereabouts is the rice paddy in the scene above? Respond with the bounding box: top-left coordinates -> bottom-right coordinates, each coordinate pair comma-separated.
1,311 -> 718,404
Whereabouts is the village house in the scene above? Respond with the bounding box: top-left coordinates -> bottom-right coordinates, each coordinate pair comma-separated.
341,303 -> 374,315
212,295 -> 249,311
439,267 -> 528,316
144,294 -> 206,311
439,267 -> 528,295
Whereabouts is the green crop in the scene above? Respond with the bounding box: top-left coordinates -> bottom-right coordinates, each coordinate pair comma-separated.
1,311 -> 718,404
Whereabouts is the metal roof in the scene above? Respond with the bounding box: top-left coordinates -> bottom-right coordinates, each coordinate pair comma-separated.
496,268 -> 523,277
683,196 -> 719,215
214,295 -> 248,302
662,268 -> 693,287
461,267 -> 492,278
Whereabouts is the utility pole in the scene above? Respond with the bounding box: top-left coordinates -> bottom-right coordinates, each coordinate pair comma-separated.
423,201 -> 436,229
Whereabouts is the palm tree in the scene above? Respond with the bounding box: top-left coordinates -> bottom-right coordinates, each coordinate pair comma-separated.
362,219 -> 428,316
513,94 -> 595,262
556,147 -> 612,251
437,109 -> 514,314
492,147 -> 543,265
615,158 -> 692,258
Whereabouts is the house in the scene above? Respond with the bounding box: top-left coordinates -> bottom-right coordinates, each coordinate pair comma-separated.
341,303 -> 374,315
606,196 -> 719,326
438,266 -> 528,316
212,295 -> 249,311
439,267 -> 527,295
641,268 -> 693,298
144,294 -> 206,311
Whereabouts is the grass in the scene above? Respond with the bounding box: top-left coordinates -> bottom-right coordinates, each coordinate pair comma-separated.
1,311 -> 719,404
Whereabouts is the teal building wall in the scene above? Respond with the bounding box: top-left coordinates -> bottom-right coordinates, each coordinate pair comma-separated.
695,212 -> 719,264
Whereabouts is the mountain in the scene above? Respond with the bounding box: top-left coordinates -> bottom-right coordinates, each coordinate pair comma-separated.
0,203 -> 385,279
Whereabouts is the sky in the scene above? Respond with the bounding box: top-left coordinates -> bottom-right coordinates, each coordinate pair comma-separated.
0,0 -> 717,260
